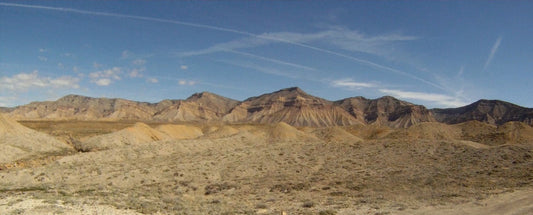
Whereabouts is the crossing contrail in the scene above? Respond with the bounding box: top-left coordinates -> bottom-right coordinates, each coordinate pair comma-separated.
0,2 -> 445,91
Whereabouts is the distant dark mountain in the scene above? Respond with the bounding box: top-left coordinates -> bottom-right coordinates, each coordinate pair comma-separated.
432,99 -> 533,125
4,88 -> 532,127
335,96 -> 435,128
0,107 -> 14,113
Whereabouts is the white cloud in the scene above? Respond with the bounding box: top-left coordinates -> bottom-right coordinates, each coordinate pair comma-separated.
379,89 -> 468,107
180,27 -> 416,57
227,49 -> 317,71
50,77 -> 80,88
433,66 -> 470,102
129,71 -> 141,78
121,50 -> 132,59
180,65 -> 188,70
179,27 -> 441,90
483,37 -> 502,71
38,56 -> 47,62
128,67 -> 145,78
72,66 -> 79,73
89,67 -> 122,86
132,59 -> 146,66
57,62 -> 64,69
147,78 -> 158,83
331,78 -> 376,89
94,78 -> 111,86
0,70 -> 80,91
89,67 -> 121,80
217,60 -> 301,79
39,48 -> 46,53
178,80 -> 196,86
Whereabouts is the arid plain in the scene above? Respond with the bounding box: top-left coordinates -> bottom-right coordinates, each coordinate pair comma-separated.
1,88 -> 532,214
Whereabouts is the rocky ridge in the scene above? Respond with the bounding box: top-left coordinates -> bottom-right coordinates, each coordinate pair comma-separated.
432,99 -> 533,126
2,87 -> 532,127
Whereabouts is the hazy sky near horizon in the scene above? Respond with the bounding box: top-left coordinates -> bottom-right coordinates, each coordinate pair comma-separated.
1,1 -> 532,108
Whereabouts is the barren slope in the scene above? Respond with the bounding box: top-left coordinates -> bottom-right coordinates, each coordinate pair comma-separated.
224,87 -> 362,127
6,87 -> 533,128
154,92 -> 239,122
433,99 -> 533,125
0,114 -> 72,164
76,122 -> 170,152
1,133 -> 531,214
7,95 -> 160,121
336,96 -> 435,128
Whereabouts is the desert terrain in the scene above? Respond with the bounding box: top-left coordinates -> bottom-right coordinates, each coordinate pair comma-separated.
0,118 -> 531,214
1,88 -> 532,214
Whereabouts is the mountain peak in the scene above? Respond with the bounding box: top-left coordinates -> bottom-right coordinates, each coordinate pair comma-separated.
185,91 -> 238,104
432,99 -> 533,125
269,87 -> 309,97
471,99 -> 523,107
186,91 -> 218,100
58,94 -> 91,100
4,87 -> 532,127
281,87 -> 304,93
56,94 -> 95,104
244,87 -> 322,103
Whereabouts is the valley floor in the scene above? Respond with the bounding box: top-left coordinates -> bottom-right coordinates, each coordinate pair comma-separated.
1,128 -> 532,214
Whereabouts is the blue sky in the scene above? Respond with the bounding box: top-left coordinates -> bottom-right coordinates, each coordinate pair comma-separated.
1,1 -> 532,108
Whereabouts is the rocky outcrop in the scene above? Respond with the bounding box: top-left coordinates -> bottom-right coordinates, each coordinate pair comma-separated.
153,92 -> 239,122
432,99 -> 533,125
335,96 -> 435,128
6,92 -> 239,122
7,95 -> 160,120
223,87 -> 363,127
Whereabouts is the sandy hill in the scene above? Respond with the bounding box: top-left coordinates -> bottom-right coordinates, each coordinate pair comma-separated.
155,124 -> 204,140
77,122 -> 170,152
385,122 -> 461,140
223,87 -> 362,127
266,122 -> 319,142
202,125 -> 241,139
312,126 -> 363,143
0,114 -> 72,164
448,120 -> 533,146
497,121 -> 533,144
451,120 -> 502,146
432,99 -> 533,126
335,96 -> 435,128
343,124 -> 393,140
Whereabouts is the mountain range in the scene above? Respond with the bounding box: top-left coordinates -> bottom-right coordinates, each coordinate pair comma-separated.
2,87 -> 532,127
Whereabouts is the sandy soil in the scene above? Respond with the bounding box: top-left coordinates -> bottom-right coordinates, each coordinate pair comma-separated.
0,121 -> 531,214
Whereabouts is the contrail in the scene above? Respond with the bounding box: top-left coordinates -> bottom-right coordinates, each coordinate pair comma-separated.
225,49 -> 317,71
0,2 -> 444,90
483,37 -> 502,71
